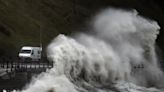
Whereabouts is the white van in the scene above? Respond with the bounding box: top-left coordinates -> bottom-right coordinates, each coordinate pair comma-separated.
19,46 -> 42,61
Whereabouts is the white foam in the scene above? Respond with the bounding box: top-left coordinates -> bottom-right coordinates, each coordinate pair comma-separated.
22,8 -> 164,92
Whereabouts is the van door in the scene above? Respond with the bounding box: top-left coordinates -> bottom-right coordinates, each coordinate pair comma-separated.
37,50 -> 41,60
33,49 -> 41,61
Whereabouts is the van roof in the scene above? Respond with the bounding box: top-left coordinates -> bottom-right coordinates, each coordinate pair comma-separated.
22,46 -> 33,50
21,46 -> 42,50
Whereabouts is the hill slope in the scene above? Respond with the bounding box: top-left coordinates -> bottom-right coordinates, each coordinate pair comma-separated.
0,0 -> 164,57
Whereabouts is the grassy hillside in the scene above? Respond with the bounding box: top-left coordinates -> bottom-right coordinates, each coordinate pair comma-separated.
0,0 -> 77,56
0,0 -> 163,57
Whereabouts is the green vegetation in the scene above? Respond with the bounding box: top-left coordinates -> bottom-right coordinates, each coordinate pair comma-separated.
0,0 -> 163,57
0,0 -> 77,56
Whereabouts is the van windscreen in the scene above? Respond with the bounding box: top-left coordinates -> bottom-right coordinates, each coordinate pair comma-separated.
20,50 -> 31,53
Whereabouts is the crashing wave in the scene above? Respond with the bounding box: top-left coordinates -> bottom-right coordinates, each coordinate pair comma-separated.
21,8 -> 164,92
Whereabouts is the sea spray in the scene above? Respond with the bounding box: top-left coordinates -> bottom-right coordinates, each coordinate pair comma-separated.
21,8 -> 164,92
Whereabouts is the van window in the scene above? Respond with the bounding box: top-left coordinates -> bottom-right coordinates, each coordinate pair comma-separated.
38,51 -> 40,54
31,50 -> 34,55
20,50 -> 31,53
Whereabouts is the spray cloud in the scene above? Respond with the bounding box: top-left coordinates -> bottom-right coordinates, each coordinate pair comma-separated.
21,8 -> 164,92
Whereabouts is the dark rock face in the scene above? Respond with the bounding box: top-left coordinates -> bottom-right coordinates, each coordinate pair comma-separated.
0,0 -> 163,57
